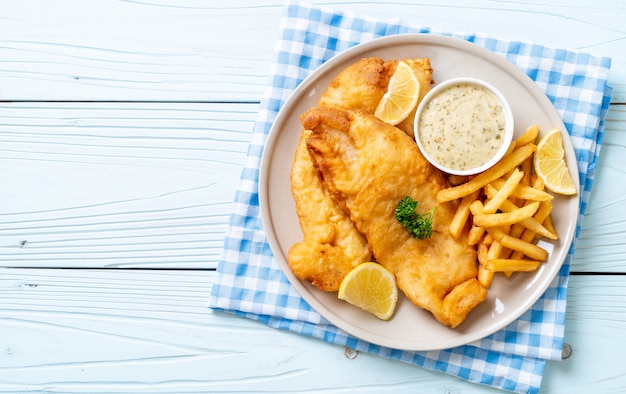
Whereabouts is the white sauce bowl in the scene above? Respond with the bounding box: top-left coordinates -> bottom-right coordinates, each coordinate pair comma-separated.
414,77 -> 514,176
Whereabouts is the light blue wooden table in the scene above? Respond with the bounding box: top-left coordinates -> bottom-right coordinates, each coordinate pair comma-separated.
1,1 -> 624,392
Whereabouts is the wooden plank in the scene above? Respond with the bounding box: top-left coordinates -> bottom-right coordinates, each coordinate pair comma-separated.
0,0 -> 281,102
1,102 -> 624,271
0,102 -> 256,269
0,268 -> 624,393
0,0 -> 622,102
572,106 -> 626,271
542,273 -> 626,392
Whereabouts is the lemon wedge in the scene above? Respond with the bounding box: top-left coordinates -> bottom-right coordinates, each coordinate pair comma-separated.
534,128 -> 578,195
338,262 -> 398,320
374,61 -> 420,125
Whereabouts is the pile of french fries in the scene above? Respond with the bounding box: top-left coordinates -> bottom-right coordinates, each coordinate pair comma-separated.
437,125 -> 557,288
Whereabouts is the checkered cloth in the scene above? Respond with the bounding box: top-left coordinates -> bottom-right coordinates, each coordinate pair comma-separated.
209,2 -> 612,393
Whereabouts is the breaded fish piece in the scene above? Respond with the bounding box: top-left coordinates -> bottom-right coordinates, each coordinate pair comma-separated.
319,57 -> 433,137
303,106 -> 487,328
287,57 -> 431,292
288,129 -> 372,292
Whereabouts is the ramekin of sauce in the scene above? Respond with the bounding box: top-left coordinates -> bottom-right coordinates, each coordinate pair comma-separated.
414,78 -> 514,176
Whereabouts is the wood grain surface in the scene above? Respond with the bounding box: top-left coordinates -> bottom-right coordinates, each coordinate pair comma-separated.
1,1 -> 624,101
1,269 -> 625,393
1,0 -> 625,392
0,102 -> 256,269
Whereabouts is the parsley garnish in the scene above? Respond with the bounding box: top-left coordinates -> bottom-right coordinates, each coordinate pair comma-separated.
395,196 -> 436,239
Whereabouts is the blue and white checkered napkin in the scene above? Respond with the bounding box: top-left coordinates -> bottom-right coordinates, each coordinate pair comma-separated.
209,2 -> 612,393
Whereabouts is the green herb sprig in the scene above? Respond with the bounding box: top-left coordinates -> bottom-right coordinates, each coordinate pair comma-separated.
395,196 -> 436,240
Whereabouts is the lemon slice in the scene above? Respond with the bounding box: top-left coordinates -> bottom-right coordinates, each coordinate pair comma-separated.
534,128 -> 578,195
338,262 -> 398,320
374,61 -> 420,125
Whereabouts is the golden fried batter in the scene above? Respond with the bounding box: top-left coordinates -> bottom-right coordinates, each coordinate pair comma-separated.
288,56 -> 431,292
319,57 -> 433,137
303,107 -> 487,328
288,129 -> 372,292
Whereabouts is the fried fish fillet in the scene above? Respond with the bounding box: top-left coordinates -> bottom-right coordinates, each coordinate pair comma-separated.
319,57 -> 433,137
288,129 -> 372,291
303,106 -> 487,328
288,56 -> 430,292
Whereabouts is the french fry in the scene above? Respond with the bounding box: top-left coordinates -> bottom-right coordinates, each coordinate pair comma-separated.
496,233 -> 541,260
534,200 -> 554,224
532,174 -> 545,191
520,157 -> 533,187
469,200 -> 485,216
468,225 -> 486,245
436,143 -> 536,203
485,227 -> 548,261
482,168 -> 524,213
487,238 -> 504,261
538,199 -> 557,238
515,125 -> 539,147
508,221 -> 526,243
439,125 -> 565,285
519,216 -> 557,240
523,201 -> 553,239
478,264 -> 495,288
490,178 -> 553,201
510,200 -> 555,259
466,200 -> 487,244
484,184 -> 557,240
484,259 -> 542,272
477,240 -> 489,265
484,235 -> 507,282
482,233 -> 494,245
500,236 -> 547,261
449,190 -> 480,239
543,214 -> 556,236
477,238 -> 494,287
473,201 -> 540,228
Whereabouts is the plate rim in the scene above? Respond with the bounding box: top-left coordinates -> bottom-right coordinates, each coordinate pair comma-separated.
259,33 -> 579,351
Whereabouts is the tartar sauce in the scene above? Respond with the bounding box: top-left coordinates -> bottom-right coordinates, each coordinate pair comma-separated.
418,82 -> 506,172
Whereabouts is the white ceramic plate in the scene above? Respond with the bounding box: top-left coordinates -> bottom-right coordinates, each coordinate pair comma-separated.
259,34 -> 579,351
